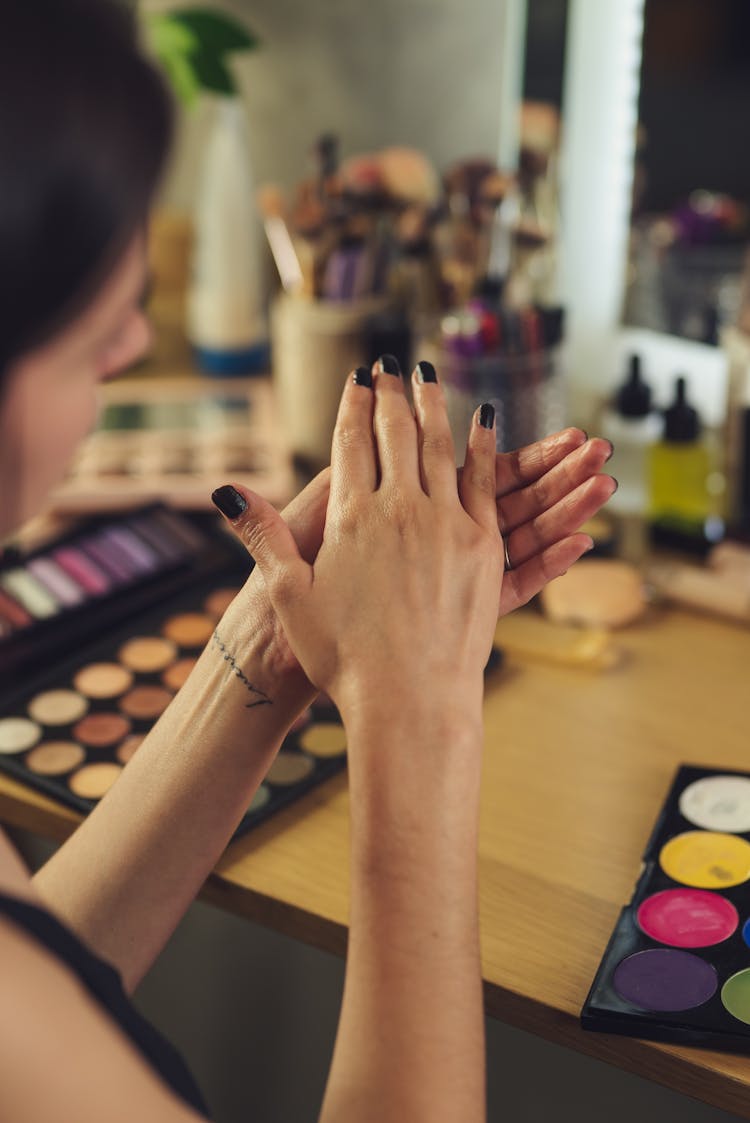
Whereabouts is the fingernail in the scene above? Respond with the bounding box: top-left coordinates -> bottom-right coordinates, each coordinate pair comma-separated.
479,402 -> 495,429
610,476 -> 619,493
353,365 -> 373,387
415,360 -> 437,383
212,485 -> 247,520
378,353 -> 401,377
585,538 -> 595,552
605,439 -> 614,462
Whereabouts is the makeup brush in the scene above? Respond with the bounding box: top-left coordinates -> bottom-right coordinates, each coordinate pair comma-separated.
255,185 -> 306,295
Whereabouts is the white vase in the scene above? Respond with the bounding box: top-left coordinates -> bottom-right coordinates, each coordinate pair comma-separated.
187,96 -> 268,375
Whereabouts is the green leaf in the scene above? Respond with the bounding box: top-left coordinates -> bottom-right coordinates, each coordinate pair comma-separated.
162,52 -> 202,107
189,49 -> 237,97
143,14 -> 202,107
169,9 -> 259,55
145,12 -> 200,60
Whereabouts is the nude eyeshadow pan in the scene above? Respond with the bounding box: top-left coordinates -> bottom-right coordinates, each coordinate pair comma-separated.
74,663 -> 134,699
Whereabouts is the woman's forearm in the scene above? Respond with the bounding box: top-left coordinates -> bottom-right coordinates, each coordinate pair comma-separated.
33,584 -> 314,992
319,707 -> 486,1123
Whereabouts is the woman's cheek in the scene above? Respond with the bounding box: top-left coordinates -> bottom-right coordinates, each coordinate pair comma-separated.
39,380 -> 100,494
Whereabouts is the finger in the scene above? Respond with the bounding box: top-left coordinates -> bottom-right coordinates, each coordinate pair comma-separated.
330,367 -> 377,507
458,402 -> 499,531
493,427 -> 591,499
212,484 -> 312,608
372,353 -> 420,488
499,533 -> 594,616
496,436 -> 613,535
503,474 -> 617,570
279,467 -> 331,564
411,360 -> 457,499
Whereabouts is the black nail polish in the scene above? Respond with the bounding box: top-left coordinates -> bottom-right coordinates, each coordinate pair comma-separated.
378,353 -> 401,377
610,476 -> 619,493
415,360 -> 437,383
353,365 -> 373,387
605,439 -> 614,462
479,403 -> 495,429
212,485 -> 247,520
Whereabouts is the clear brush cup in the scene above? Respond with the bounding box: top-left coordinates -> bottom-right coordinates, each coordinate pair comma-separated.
417,342 -> 567,455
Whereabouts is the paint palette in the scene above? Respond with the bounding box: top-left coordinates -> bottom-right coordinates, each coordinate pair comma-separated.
0,506 -> 347,839
582,765 -> 750,1051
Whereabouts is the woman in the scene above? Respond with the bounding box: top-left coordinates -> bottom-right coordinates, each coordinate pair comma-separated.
0,2 -> 616,1120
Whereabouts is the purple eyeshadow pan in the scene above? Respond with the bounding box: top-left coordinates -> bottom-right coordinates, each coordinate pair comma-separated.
150,508 -> 206,552
104,526 -> 160,575
127,514 -> 186,564
613,948 -> 718,1012
80,535 -> 134,583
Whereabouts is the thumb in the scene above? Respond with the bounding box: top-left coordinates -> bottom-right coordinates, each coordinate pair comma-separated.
279,466 -> 331,565
211,483 -> 311,607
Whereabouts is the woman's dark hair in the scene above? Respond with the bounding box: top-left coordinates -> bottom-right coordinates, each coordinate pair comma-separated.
0,0 -> 173,373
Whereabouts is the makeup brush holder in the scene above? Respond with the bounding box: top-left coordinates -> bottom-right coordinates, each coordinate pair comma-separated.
271,293 -> 389,472
418,342 -> 566,455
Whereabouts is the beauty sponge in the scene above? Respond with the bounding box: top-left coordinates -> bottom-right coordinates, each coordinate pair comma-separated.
540,559 -> 646,629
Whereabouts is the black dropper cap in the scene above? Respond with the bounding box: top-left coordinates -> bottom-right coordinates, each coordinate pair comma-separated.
535,304 -> 565,348
663,376 -> 701,442
615,354 -> 652,417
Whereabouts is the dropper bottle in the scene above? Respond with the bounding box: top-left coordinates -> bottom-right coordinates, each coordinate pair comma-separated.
649,376 -> 725,547
601,354 -> 660,517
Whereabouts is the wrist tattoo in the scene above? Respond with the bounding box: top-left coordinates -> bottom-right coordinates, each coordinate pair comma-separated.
211,630 -> 272,708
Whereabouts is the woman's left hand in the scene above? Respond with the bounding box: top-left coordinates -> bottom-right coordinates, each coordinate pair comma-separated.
232,421 -> 614,644
485,426 -> 615,613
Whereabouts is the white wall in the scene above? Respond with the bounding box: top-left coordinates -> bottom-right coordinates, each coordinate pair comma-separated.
141,0 -> 513,209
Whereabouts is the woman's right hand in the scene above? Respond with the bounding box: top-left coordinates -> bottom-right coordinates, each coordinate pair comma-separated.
219,362 -> 503,727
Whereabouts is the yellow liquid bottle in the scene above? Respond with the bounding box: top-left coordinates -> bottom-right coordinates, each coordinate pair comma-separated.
649,377 -> 725,545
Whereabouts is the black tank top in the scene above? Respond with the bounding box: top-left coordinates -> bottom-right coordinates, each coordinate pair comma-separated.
0,891 -> 210,1119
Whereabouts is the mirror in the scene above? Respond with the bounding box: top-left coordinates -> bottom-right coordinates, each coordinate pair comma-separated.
623,0 -> 750,345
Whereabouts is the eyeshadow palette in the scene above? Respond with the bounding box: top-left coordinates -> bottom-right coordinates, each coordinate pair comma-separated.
48,376 -> 295,512
0,505 -> 347,839
582,765 -> 750,1052
0,504 -> 238,682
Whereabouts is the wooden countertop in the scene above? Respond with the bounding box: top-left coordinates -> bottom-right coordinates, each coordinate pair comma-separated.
2,605 -> 749,1117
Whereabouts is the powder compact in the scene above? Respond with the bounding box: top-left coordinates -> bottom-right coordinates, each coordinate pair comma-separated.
0,504 -> 347,838
582,765 -> 750,1051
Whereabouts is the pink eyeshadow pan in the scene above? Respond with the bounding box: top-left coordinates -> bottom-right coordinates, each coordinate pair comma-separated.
53,546 -> 111,595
